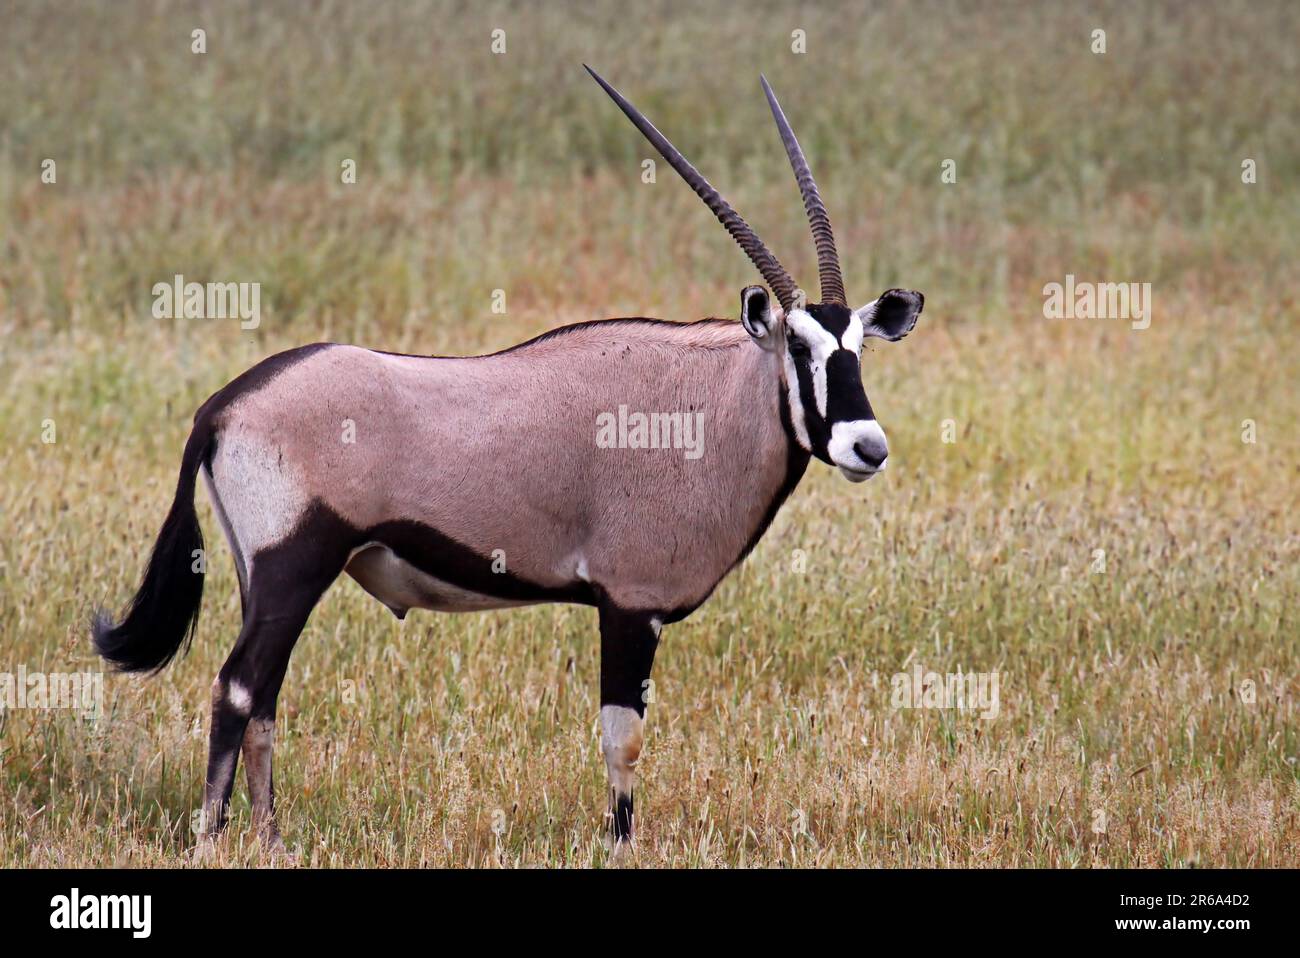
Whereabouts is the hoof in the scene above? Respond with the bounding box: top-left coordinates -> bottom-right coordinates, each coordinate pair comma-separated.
189,834 -> 223,865
607,834 -> 637,866
260,832 -> 301,865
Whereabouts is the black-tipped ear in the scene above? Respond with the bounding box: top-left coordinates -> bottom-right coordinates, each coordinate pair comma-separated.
857,288 -> 924,341
741,285 -> 779,349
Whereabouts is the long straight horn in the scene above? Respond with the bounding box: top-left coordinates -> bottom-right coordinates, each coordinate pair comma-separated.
760,75 -> 846,307
586,65 -> 799,312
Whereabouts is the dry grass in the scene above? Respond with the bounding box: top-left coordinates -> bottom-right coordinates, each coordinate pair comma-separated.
0,0 -> 1297,867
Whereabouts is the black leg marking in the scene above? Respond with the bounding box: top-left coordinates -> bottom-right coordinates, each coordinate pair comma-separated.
201,511 -> 350,841
599,605 -> 662,844
613,791 -> 635,843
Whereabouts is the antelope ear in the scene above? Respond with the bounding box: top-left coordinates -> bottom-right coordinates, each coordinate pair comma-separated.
856,288 -> 924,341
741,285 -> 782,351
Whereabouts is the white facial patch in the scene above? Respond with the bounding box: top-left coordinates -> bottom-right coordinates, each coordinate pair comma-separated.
780,346 -> 812,452
784,309 -> 841,418
828,419 -> 888,481
842,313 -> 865,355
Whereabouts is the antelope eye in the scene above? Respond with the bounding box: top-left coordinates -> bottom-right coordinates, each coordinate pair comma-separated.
789,339 -> 810,358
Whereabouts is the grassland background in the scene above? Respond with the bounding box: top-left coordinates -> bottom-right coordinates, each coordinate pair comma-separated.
0,0 -> 1297,867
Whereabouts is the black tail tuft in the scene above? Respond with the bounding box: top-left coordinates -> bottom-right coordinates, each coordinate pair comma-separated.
92,425 -> 211,674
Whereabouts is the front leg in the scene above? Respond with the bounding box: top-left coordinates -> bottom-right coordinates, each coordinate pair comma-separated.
598,605 -> 662,845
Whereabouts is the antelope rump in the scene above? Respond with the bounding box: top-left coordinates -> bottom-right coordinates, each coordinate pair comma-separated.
92,66 -> 924,849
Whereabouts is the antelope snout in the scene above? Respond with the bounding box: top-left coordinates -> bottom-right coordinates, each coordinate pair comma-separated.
854,439 -> 887,470
829,419 -> 888,482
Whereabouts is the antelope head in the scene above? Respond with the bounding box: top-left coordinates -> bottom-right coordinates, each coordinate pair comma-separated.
588,66 -> 924,482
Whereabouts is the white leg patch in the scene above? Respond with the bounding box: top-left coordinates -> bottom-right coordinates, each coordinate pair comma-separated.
600,704 -> 644,797
228,681 -> 253,715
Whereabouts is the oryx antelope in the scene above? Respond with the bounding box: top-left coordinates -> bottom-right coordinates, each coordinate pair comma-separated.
93,66 -> 924,848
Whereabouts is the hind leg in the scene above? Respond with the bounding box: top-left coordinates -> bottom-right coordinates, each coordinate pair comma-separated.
202,590 -> 317,843
238,584 -> 324,848
201,531 -> 346,845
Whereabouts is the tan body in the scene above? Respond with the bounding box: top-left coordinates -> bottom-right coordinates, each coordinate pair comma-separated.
206,320 -> 799,617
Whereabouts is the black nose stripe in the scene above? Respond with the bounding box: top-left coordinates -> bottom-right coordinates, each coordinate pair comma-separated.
824,350 -> 873,423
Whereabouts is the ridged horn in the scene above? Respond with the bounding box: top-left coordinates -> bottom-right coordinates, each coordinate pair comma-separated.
586,65 -> 799,312
760,75 -> 846,307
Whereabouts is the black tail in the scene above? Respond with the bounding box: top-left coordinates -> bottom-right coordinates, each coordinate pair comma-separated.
93,423 -> 213,674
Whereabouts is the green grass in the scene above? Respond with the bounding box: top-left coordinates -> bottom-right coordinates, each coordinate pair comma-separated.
0,0 -> 1297,866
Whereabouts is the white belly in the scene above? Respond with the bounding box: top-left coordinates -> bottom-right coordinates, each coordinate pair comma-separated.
344,543 -> 530,616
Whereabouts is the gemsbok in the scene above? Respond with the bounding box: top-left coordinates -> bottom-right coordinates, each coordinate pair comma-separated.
93,66 -> 924,850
